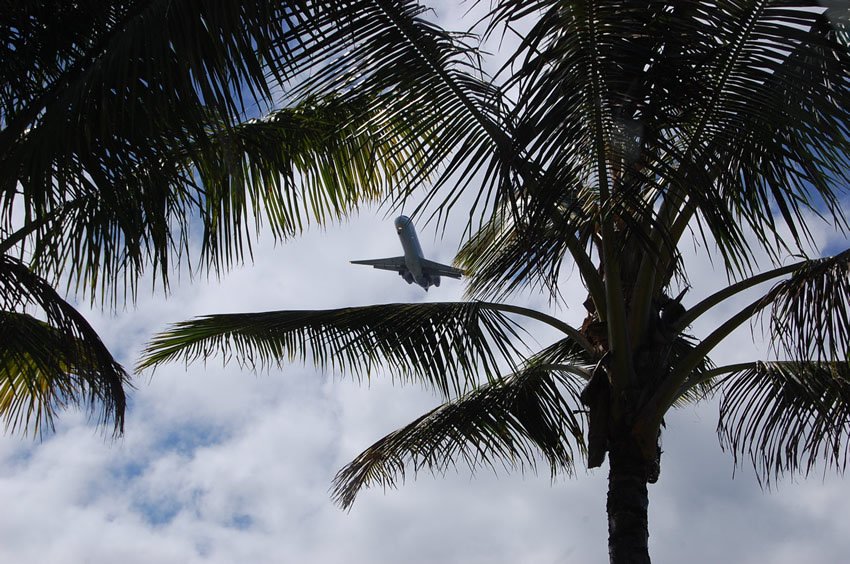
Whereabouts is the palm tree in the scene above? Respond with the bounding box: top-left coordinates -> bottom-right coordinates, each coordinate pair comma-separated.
137,1 -> 850,562
0,1 -> 435,435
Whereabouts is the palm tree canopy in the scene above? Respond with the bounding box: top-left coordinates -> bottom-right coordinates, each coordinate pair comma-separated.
0,1 -> 451,433
142,1 -> 850,517
2,2 -> 439,299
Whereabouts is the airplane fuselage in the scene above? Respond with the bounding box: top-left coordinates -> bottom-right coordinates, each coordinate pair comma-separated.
394,216 -> 438,289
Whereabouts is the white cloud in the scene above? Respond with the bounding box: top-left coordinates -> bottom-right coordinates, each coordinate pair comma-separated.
3,3 -> 850,563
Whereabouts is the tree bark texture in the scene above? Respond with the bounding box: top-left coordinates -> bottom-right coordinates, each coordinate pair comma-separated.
607,439 -> 651,564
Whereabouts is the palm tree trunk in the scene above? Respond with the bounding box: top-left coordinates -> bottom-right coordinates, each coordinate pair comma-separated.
607,438 -> 651,564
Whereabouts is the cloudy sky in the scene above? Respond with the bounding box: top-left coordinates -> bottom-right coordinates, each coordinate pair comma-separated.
3,3 -> 850,563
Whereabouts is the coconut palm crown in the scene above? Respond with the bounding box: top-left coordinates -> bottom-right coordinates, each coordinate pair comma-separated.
137,2 -> 850,563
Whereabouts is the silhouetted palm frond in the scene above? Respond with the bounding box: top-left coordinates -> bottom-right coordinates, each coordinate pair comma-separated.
0,255 -> 129,434
763,249 -> 850,363
139,302 -> 532,397
332,363 -> 586,509
289,0 -> 517,225
4,2 -> 458,303
457,204 -> 595,302
718,361 -> 850,484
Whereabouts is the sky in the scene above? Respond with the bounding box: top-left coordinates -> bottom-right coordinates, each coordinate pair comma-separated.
3,3 -> 850,564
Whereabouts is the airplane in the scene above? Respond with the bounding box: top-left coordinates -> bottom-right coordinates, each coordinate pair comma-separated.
351,215 -> 464,290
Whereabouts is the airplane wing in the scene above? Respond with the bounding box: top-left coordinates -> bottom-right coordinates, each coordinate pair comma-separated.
420,258 -> 464,279
350,257 -> 407,272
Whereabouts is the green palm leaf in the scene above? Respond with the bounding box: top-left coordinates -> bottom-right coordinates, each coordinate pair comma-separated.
457,204 -> 594,302
138,302 -> 531,397
0,312 -> 128,436
291,0 -> 509,191
484,1 -> 849,285
187,95 -> 430,273
3,2 -> 446,304
717,361 -> 850,484
10,92 -> 426,304
487,1 -> 690,241
291,0 -> 586,250
0,1 -> 305,153
0,255 -> 129,434
529,334 -> 598,371
89,95 -> 417,290
332,364 -> 587,509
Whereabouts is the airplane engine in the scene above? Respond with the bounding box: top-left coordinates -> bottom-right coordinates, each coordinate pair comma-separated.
400,270 -> 415,284
433,275 -> 441,287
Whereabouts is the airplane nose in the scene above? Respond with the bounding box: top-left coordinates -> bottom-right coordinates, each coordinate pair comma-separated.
394,215 -> 410,232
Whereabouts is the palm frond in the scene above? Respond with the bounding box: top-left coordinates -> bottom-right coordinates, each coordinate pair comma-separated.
666,249 -> 850,409
528,334 -> 598,371
717,360 -> 850,484
190,94 -> 431,274
331,364 -> 586,509
289,1 -> 515,223
489,1 -> 690,237
498,0 -> 668,385
3,0 -> 301,224
138,302 -> 530,398
762,248 -> 850,363
0,255 -> 129,434
457,202 -> 594,303
0,312 -> 128,436
1,0 -> 282,288
0,1 -> 303,153
662,1 -> 850,272
4,2 -> 445,304
12,91 -> 424,304
488,1 -> 850,282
